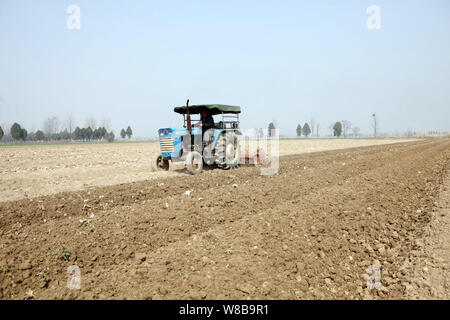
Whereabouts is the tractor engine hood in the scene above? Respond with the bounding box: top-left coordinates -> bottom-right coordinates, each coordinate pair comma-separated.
158,128 -> 201,137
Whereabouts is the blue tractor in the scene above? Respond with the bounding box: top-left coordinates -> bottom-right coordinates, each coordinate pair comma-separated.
151,100 -> 241,174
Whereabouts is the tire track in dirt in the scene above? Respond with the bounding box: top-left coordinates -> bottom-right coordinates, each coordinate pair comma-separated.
0,139 -> 448,299
400,167 -> 450,299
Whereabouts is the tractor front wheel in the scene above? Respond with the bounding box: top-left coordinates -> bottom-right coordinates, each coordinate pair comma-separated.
151,154 -> 170,171
185,151 -> 203,175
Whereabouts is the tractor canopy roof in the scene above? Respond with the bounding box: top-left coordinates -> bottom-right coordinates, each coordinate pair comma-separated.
174,104 -> 241,115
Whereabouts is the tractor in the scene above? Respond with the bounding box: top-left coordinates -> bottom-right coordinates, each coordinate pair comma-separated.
151,100 -> 241,174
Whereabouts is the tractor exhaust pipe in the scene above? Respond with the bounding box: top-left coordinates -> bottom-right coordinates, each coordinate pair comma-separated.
186,99 -> 192,134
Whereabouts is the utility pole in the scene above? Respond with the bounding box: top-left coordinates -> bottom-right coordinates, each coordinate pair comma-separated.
372,113 -> 377,137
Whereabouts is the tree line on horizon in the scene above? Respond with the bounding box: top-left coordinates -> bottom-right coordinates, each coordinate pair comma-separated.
266,113 -> 386,138
265,114 -> 389,138
0,117 -> 134,143
267,120 -> 363,138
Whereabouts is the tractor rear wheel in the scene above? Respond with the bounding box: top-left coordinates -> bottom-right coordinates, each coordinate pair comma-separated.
185,151 -> 203,175
215,132 -> 240,170
151,154 -> 170,171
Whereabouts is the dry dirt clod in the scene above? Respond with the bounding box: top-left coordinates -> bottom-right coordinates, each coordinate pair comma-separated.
236,283 -> 255,295
135,253 -> 147,262
19,261 -> 32,270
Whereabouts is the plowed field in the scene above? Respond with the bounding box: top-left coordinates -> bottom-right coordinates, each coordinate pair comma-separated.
1,139 -> 449,299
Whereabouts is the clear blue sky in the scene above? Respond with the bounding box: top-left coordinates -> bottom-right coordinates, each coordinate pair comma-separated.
1,0 -> 449,137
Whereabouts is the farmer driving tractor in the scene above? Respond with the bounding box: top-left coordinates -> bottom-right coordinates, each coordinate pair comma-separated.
193,110 -> 215,147
198,110 -> 215,132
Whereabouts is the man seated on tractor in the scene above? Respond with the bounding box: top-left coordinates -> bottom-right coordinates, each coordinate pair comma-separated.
200,110 -> 215,132
194,110 -> 215,147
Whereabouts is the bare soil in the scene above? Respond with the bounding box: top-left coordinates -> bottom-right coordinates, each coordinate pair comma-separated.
0,139 -> 448,300
402,165 -> 450,299
0,139 -> 416,202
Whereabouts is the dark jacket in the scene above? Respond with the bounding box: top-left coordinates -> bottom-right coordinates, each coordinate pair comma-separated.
202,114 -> 215,132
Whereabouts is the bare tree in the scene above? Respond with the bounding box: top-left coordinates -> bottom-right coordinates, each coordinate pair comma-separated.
328,123 -> 334,136
352,126 -> 361,137
100,116 -> 112,131
43,117 -> 59,136
372,114 -> 378,137
406,128 -> 414,137
310,118 -> 315,137
1,123 -> 10,136
341,120 -> 351,138
53,117 -> 60,134
65,114 -> 76,135
316,123 -> 320,137
85,116 -> 97,130
43,118 -> 52,137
